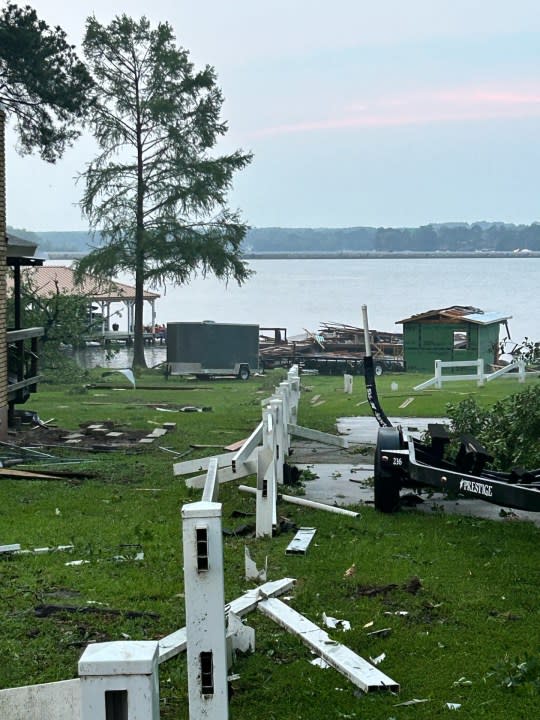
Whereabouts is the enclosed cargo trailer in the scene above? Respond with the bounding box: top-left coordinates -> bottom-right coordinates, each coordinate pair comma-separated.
166,322 -> 259,380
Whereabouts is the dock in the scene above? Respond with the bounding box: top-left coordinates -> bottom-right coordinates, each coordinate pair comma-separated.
83,331 -> 167,347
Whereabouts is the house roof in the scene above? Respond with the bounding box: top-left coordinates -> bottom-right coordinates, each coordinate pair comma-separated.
8,265 -> 160,302
397,306 -> 512,326
6,232 -> 46,264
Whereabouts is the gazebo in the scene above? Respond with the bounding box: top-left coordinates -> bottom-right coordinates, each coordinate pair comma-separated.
10,264 -> 160,336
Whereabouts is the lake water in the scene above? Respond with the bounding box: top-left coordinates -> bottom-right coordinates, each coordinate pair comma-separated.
68,256 -> 538,368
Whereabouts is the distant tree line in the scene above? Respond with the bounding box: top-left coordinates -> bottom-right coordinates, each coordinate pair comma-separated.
8,221 -> 540,254
246,223 -> 540,252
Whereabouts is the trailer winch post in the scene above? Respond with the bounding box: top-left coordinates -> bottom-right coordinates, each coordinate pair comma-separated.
361,305 -> 392,428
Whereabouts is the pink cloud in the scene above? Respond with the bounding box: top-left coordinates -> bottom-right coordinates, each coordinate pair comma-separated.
254,85 -> 540,137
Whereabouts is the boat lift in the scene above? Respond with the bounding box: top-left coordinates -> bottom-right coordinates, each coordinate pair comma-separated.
361,305 -> 540,514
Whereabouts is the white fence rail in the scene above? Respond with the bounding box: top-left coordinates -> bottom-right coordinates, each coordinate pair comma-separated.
414,358 -> 526,390
0,364 -> 373,719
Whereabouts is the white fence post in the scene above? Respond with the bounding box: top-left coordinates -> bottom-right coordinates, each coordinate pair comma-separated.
78,641 -> 160,720
435,359 -> 442,389
182,501 -> 228,720
270,398 -> 284,486
256,406 -> 277,537
477,358 -> 485,386
343,374 -> 353,394
278,382 -> 292,455
287,365 -> 300,425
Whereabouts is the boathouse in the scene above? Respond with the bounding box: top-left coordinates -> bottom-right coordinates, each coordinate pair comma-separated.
397,306 -> 511,373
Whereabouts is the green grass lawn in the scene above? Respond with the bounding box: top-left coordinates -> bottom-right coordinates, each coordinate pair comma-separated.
0,370 -> 538,718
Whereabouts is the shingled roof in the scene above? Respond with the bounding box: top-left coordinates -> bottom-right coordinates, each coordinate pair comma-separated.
10,265 -> 160,302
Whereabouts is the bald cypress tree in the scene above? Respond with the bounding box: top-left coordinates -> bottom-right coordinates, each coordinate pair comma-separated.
77,15 -> 253,369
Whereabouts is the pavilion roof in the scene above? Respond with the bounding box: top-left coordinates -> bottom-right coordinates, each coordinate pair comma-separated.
9,265 -> 160,302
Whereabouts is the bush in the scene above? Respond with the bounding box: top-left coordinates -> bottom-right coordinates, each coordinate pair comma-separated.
447,385 -> 540,470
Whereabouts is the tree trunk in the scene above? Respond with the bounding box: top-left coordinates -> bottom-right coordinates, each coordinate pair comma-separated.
132,78 -> 147,371
132,261 -> 147,369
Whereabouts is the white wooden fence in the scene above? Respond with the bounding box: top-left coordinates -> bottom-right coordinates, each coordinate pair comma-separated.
0,365 -> 391,719
414,358 -> 526,390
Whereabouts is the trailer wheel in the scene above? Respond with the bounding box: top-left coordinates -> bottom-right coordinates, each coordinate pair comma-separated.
238,366 -> 250,381
374,427 -> 402,513
375,364 -> 383,376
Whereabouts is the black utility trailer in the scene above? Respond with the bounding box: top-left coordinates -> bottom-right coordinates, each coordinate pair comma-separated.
361,306 -> 540,514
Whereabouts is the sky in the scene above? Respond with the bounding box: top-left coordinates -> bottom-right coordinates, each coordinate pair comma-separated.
4,0 -> 540,231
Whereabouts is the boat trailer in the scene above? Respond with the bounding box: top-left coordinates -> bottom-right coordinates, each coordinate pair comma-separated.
361,305 -> 540,514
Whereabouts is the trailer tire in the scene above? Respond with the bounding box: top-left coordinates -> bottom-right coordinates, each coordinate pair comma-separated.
375,364 -> 383,376
374,427 -> 402,513
238,366 -> 250,381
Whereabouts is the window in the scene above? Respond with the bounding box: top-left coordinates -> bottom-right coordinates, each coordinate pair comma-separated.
453,331 -> 468,350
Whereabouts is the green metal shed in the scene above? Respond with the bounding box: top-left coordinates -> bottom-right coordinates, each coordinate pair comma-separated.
397,306 -> 511,373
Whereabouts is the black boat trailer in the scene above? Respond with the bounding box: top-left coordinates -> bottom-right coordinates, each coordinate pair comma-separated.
361,306 -> 540,514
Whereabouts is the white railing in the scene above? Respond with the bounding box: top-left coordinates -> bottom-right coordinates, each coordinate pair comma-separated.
0,365 -> 372,719
414,358 -> 526,390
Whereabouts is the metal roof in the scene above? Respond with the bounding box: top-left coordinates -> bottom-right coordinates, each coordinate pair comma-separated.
462,311 -> 512,325
7,265 -> 160,302
397,305 -> 511,325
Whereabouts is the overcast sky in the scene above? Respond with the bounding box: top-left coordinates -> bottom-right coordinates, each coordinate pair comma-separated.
5,0 -> 540,231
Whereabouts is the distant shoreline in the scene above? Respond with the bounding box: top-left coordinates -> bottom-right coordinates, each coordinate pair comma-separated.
47,250 -> 540,260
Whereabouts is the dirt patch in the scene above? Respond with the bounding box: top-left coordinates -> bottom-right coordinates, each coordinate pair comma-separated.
6,419 -> 168,453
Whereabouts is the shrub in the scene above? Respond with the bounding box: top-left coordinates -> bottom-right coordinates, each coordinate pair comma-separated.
447,385 -> 540,470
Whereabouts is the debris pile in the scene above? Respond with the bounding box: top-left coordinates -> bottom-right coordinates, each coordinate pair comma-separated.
260,321 -> 403,373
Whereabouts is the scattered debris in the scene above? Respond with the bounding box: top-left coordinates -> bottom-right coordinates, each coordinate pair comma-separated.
369,652 -> 386,665
227,611 -> 256,654
244,547 -> 267,583
286,527 -> 317,555
258,597 -> 399,693
446,703 -> 462,710
453,677 -> 473,687
225,438 -> 250,452
399,397 -> 415,409
353,576 -> 422,597
322,613 -> 351,631
366,628 -> 392,638
343,563 -> 356,578
0,543 -> 21,554
311,657 -> 330,669
394,698 -> 430,707
34,604 -> 159,620
102,369 -> 136,388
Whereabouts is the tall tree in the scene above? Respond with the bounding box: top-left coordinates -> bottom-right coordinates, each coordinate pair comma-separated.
76,15 -> 253,369
0,3 -> 93,161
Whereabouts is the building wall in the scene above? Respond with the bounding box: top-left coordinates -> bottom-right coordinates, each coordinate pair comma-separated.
0,109 -> 7,438
404,321 -> 500,373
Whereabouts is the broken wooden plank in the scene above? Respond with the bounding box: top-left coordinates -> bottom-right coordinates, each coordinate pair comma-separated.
232,421 -> 263,472
185,459 -> 257,489
0,469 -> 64,480
0,544 -> 21,554
286,527 -> 317,555
157,577 -> 295,663
173,451 -> 236,476
224,438 -> 249,452
288,424 -> 349,448
258,598 -> 399,693
201,458 -> 219,502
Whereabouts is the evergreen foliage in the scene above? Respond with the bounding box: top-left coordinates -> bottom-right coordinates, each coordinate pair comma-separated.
0,3 -> 93,161
76,15 -> 253,368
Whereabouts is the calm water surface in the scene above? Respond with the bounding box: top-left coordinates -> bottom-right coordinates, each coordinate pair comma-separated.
67,257 -> 538,368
